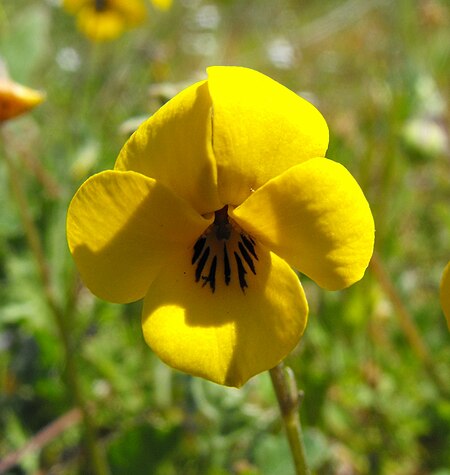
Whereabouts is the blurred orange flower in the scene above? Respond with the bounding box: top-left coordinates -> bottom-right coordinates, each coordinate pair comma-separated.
0,79 -> 44,122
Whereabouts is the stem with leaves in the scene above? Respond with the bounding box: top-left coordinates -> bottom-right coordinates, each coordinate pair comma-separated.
1,127 -> 110,475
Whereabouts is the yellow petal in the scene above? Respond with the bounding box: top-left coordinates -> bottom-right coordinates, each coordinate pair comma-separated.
115,80 -> 222,215
440,262 -> 450,330
76,8 -> 125,41
207,66 -> 329,206
0,79 -> 44,121
141,241 -> 308,387
114,0 -> 147,25
231,157 -> 375,290
151,0 -> 172,10
67,170 -> 212,304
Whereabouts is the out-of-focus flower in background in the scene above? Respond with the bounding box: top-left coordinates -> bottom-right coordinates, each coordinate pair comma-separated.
0,58 -> 44,122
62,0 -> 148,41
151,0 -> 172,11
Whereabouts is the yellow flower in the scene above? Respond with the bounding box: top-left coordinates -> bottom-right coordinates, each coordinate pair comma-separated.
67,66 -> 375,387
0,78 -> 44,122
151,0 -> 172,11
63,0 -> 147,41
440,262 -> 450,329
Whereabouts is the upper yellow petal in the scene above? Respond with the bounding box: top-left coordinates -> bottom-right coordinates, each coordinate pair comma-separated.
207,66 -> 329,206
141,240 -> 308,387
115,80 -> 222,215
67,170 -> 212,304
440,261 -> 450,330
231,157 -> 375,290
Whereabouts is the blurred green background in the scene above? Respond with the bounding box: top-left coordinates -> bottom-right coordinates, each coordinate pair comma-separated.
0,0 -> 449,473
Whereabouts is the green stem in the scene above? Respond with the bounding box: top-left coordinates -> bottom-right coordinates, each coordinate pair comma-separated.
269,362 -> 310,475
370,251 -> 449,397
1,128 -> 110,475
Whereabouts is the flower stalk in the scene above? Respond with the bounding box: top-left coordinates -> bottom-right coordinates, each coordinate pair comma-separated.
269,362 -> 310,475
1,128 -> 110,475
370,251 -> 449,397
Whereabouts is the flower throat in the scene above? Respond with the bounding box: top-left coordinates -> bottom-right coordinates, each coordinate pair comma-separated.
191,206 -> 259,293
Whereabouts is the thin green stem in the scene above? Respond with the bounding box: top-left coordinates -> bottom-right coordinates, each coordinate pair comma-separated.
1,128 -> 110,475
269,362 -> 310,475
370,251 -> 449,397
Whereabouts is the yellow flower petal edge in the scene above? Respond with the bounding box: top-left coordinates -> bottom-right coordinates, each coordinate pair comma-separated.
67,170 -> 213,303
231,157 -> 375,290
440,261 -> 450,330
115,80 -> 222,215
207,66 -> 329,206
142,244 -> 308,387
0,79 -> 45,121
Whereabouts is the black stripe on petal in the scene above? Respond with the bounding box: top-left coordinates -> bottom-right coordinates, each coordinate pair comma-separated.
195,247 -> 210,282
202,255 -> 217,292
238,241 -> 256,274
223,243 -> 231,285
240,234 -> 258,260
234,252 -> 248,292
192,237 -> 206,264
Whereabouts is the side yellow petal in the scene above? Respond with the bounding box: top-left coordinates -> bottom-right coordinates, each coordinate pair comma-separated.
207,66 -> 329,206
67,170 -> 212,304
142,244 -> 308,387
115,80 -> 222,215
231,157 -> 375,290
440,262 -> 450,330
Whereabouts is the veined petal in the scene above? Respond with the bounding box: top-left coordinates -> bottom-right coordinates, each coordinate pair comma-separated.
231,158 -> 375,290
440,262 -> 450,330
141,243 -> 308,387
67,170 -> 212,304
115,80 -> 222,215
207,66 -> 329,206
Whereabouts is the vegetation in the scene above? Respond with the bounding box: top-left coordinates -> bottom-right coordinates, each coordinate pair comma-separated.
1,0 -> 449,473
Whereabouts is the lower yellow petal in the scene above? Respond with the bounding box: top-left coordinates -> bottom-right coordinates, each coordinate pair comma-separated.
67,170 -> 212,303
141,240 -> 308,388
440,262 -> 450,330
231,157 -> 375,290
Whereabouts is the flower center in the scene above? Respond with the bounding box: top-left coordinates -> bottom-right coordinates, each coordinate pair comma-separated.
95,0 -> 107,12
191,205 -> 259,293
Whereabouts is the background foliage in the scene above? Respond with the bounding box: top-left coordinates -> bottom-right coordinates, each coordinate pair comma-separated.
0,0 -> 449,473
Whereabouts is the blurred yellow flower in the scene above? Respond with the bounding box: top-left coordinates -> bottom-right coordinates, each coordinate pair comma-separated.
440,262 -> 450,329
67,66 -> 375,387
63,0 -> 147,41
0,78 -> 44,122
151,0 -> 172,11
